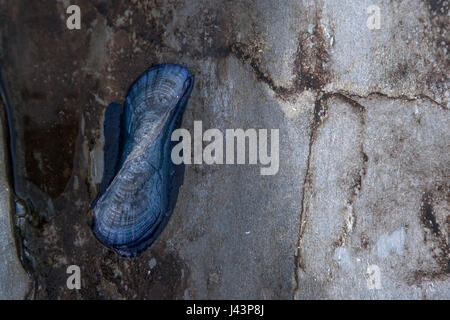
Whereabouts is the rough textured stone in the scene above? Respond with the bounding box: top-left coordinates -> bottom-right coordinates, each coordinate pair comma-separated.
0,0 -> 448,299
0,105 -> 30,299
322,0 -> 448,105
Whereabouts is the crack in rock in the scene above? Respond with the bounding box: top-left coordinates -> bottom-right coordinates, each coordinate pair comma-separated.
294,93 -> 368,299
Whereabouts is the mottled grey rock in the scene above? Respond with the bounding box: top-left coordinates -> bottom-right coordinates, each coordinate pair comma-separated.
0,0 -> 447,299
0,111 -> 30,299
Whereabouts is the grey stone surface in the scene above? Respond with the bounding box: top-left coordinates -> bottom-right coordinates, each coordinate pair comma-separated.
163,59 -> 314,299
0,0 -> 447,299
0,109 -> 30,299
295,95 -> 449,299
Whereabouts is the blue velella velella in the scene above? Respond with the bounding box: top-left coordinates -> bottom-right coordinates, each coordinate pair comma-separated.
91,64 -> 194,258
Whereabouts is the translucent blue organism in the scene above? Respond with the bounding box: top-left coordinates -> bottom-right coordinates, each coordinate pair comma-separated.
91,64 -> 194,258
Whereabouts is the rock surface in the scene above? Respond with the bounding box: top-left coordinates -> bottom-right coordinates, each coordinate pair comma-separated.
0,0 -> 448,299
0,103 -> 30,299
296,95 -> 449,299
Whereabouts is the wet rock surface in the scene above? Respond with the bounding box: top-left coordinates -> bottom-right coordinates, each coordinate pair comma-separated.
0,0 -> 448,299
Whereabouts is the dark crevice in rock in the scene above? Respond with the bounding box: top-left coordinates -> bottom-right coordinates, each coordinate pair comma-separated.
0,70 -> 18,189
334,95 -> 367,249
294,8 -> 331,93
230,42 -> 291,98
